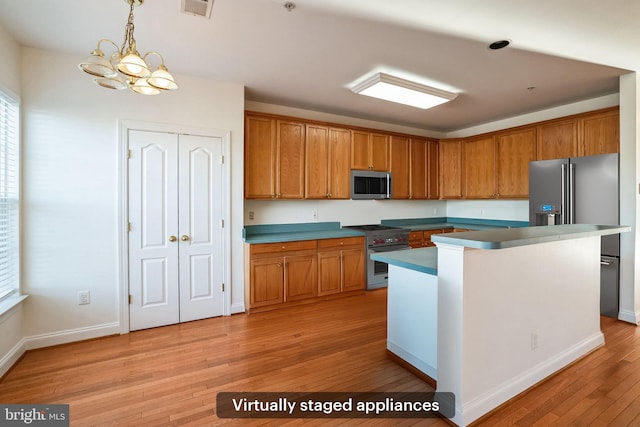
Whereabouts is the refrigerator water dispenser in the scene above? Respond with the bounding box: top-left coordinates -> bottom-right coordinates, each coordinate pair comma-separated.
534,204 -> 561,226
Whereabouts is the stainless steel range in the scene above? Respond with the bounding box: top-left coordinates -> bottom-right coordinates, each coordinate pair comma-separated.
342,224 -> 411,290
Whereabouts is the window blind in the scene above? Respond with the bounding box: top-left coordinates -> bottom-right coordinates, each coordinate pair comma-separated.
0,91 -> 19,302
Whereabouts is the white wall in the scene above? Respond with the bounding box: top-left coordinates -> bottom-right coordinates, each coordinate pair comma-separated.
245,199 -> 446,226
18,47 -> 245,344
445,200 -> 528,222
619,74 -> 640,323
0,24 -> 20,95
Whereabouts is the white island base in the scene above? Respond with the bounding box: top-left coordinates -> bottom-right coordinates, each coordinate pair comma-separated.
386,265 -> 438,385
376,225 -> 629,427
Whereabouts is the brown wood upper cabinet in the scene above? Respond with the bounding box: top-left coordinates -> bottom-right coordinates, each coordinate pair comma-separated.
390,135 -> 410,199
537,118 -> 578,160
427,140 -> 439,199
245,114 -> 305,199
463,136 -> 496,199
305,125 -> 350,199
496,127 -> 537,198
351,130 -> 390,171
578,108 -> 619,156
439,139 -> 464,199
390,136 -> 436,200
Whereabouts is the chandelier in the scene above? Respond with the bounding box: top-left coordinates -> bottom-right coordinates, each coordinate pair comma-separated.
78,0 -> 178,95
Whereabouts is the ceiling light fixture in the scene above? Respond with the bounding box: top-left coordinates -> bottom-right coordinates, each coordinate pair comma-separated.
78,0 -> 177,95
351,73 -> 457,109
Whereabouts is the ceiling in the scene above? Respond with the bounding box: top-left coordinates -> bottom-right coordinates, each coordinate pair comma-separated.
0,0 -> 636,133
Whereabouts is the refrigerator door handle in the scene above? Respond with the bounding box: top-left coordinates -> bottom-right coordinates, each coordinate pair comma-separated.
569,163 -> 576,224
561,163 -> 567,224
601,260 -> 612,266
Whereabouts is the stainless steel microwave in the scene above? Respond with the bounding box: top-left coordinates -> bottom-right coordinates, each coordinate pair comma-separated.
351,170 -> 391,199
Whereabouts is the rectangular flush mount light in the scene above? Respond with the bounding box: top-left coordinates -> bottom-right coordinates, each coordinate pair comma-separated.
351,72 -> 457,109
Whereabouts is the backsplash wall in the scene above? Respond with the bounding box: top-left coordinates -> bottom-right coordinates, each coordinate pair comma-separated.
244,199 -> 528,226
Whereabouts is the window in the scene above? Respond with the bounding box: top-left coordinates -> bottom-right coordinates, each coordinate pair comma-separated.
0,90 -> 19,302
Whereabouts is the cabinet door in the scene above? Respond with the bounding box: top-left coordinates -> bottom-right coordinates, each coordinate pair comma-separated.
537,119 -> 577,160
427,140 -> 439,199
464,136 -> 496,199
317,251 -> 342,296
371,133 -> 390,171
245,115 -> 276,199
578,109 -> 619,156
276,120 -> 305,199
496,128 -> 537,198
409,231 -> 424,248
284,254 -> 317,301
250,258 -> 284,307
328,128 -> 351,199
439,140 -> 464,199
351,130 -> 370,170
342,248 -> 365,292
409,139 -> 428,199
423,229 -> 443,247
305,124 -> 329,199
390,135 -> 410,199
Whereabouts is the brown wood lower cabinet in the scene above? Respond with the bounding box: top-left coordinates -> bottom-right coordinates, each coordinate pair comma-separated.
409,229 -> 448,248
245,236 -> 365,312
318,237 -> 365,295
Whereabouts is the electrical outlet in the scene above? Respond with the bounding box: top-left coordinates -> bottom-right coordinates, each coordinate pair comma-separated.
531,330 -> 539,350
78,290 -> 90,305
248,211 -> 254,220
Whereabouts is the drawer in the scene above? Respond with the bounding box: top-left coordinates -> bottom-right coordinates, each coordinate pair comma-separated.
318,236 -> 364,250
250,239 -> 317,255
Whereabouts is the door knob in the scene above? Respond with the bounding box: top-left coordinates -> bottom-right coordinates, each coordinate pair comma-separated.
168,236 -> 177,242
181,235 -> 190,241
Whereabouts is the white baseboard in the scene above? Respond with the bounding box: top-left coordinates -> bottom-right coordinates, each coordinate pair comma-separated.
1,322 -> 121,378
230,302 -> 245,314
618,309 -> 639,325
454,332 -> 604,426
0,337 -> 27,378
387,341 -> 437,380
23,322 -> 121,351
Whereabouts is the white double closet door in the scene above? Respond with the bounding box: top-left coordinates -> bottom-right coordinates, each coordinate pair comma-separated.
128,130 -> 224,331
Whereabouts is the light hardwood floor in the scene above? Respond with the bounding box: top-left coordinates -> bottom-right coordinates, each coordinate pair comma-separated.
1,289 -> 638,426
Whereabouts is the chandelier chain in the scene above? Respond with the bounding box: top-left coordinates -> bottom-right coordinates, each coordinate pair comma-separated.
121,0 -> 137,56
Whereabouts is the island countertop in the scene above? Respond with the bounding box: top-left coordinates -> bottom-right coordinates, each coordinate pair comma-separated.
370,247 -> 437,275
431,224 -> 630,250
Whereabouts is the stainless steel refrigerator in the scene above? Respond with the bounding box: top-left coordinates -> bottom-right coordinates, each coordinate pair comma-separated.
529,153 -> 619,317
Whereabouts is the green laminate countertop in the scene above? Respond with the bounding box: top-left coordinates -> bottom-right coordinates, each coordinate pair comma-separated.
381,217 -> 529,231
370,247 -> 438,276
431,224 -> 630,250
243,222 -> 363,244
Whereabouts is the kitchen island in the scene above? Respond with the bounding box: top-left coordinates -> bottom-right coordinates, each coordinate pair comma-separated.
371,224 -> 630,427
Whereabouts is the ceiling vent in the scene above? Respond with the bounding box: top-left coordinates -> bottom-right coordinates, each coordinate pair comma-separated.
181,0 -> 213,19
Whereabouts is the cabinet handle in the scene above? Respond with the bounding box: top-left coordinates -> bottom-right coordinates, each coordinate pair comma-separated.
281,245 -> 286,249
168,235 -> 177,242
181,235 -> 190,241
